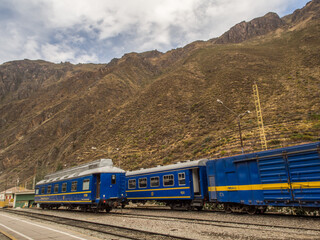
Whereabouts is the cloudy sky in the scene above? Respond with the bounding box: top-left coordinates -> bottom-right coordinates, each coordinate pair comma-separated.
0,0 -> 310,64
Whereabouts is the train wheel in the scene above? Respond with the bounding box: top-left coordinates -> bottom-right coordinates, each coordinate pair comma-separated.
186,203 -> 193,211
195,206 -> 203,211
81,206 -> 87,212
169,203 -> 176,210
258,207 -> 267,214
224,205 -> 232,214
105,206 -> 112,213
246,206 -> 257,215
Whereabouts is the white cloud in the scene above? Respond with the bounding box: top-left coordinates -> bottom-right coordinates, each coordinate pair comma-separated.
41,43 -> 75,62
0,0 -> 311,64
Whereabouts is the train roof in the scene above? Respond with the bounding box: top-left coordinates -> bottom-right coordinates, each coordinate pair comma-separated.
37,159 -> 124,185
126,158 -> 208,176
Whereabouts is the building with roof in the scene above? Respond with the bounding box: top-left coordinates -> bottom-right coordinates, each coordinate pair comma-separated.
0,187 -> 34,208
14,190 -> 35,208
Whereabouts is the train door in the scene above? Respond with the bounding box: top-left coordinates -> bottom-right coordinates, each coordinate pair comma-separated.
257,143 -> 320,204
257,155 -> 293,202
192,168 -> 201,196
108,174 -> 118,198
207,161 -> 217,201
286,145 -> 320,203
96,174 -> 101,199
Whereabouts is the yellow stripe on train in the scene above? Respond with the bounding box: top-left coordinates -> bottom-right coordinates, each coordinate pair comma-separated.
127,196 -> 191,199
35,191 -> 91,197
126,187 -> 190,193
208,181 -> 320,192
35,200 -> 92,203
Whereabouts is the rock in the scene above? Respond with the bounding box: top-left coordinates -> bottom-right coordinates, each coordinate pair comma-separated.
215,12 -> 284,44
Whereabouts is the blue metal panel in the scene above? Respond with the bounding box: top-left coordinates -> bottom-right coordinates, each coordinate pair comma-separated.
207,161 -> 217,200
225,171 -> 239,202
237,161 -> 253,204
126,169 -> 193,200
206,142 -> 320,208
248,160 -> 264,204
256,154 -> 292,201
286,143 -> 320,202
198,166 -> 208,199
99,173 -> 126,200
35,175 -> 94,204
213,157 -> 227,203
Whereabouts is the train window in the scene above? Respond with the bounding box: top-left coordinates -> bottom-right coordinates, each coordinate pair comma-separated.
163,175 -> 174,186
54,184 -> 59,193
83,179 -> 90,190
150,177 -> 160,187
41,187 -> 45,194
47,186 -> 52,194
35,188 -> 39,195
139,178 -> 147,188
178,173 -> 186,185
62,183 -> 67,192
71,181 -> 77,191
111,175 -> 116,184
128,179 -> 136,189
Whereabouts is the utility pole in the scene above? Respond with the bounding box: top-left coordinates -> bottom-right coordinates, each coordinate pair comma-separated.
33,176 -> 36,190
217,99 -> 251,154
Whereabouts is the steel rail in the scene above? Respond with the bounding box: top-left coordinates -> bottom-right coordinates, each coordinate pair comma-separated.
0,209 -> 194,240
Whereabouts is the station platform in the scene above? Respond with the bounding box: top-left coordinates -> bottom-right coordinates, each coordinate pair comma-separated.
0,212 -> 98,240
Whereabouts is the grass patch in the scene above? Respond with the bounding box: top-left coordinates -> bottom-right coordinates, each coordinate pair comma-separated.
290,133 -> 315,141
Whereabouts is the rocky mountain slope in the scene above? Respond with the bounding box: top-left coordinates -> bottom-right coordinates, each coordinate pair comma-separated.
0,0 -> 319,188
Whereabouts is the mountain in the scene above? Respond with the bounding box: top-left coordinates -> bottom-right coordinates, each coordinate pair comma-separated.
214,12 -> 285,44
0,1 -> 319,189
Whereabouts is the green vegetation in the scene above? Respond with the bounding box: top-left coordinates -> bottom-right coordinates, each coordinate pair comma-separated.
290,133 -> 315,141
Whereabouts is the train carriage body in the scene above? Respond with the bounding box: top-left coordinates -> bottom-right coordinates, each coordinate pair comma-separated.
126,159 -> 208,210
35,159 -> 126,212
206,142 -> 320,213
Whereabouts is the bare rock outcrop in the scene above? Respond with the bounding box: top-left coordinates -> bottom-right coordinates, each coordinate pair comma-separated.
215,12 -> 284,44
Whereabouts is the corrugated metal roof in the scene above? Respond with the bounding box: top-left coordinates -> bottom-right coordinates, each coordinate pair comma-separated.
15,190 -> 35,195
37,159 -> 124,185
126,158 -> 208,176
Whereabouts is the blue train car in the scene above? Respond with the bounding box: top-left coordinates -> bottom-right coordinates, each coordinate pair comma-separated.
206,142 -> 320,214
35,159 -> 126,212
126,159 -> 208,210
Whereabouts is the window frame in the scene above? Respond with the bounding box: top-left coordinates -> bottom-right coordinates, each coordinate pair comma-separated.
150,176 -> 160,187
83,179 -> 90,191
128,179 -> 136,189
62,182 -> 67,192
47,185 -> 52,194
41,187 -> 45,194
163,174 -> 174,187
35,188 -> 39,195
111,174 -> 116,184
71,181 -> 77,191
138,178 -> 147,188
54,184 -> 59,193
178,172 -> 186,186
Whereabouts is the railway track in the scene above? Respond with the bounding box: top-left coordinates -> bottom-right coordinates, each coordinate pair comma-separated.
4,207 -> 320,239
124,205 -> 320,219
108,211 -> 320,237
0,208 -> 193,240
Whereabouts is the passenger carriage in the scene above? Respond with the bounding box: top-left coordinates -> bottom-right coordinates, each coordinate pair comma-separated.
126,159 -> 208,210
206,142 -> 320,214
35,159 -> 126,212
